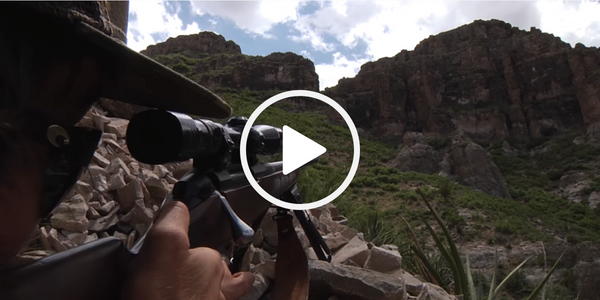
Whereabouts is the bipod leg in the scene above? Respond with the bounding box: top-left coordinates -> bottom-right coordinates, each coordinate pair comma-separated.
229,209 -> 268,273
283,185 -> 332,262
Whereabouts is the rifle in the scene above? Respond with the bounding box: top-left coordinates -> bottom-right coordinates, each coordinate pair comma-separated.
0,109 -> 332,300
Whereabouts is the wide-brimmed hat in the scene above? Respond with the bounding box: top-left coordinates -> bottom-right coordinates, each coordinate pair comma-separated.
5,1 -> 232,119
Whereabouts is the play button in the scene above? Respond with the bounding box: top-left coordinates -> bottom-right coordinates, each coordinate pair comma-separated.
240,90 -> 360,210
282,125 -> 326,175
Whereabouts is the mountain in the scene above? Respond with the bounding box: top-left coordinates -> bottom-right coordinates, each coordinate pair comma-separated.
324,19 -> 600,145
142,31 -> 320,93
123,21 -> 600,300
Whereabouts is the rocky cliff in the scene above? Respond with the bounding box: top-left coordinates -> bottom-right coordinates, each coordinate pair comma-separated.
141,32 -> 319,93
324,19 -> 600,145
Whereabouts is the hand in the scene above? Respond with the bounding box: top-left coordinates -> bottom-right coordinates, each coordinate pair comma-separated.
124,201 -> 255,300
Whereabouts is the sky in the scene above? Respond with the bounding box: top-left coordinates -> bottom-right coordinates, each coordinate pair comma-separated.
126,0 -> 600,90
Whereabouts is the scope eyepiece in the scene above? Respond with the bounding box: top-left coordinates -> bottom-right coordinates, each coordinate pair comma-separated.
250,125 -> 282,155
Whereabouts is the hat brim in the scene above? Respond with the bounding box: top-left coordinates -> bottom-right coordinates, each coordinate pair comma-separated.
76,22 -> 232,119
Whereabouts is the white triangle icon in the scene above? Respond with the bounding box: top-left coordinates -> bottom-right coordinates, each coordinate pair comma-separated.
282,125 -> 326,175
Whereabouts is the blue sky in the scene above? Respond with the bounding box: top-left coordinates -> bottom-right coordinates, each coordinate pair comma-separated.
127,1 -> 600,90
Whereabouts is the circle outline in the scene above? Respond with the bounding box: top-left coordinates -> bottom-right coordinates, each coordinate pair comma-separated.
240,90 -> 360,210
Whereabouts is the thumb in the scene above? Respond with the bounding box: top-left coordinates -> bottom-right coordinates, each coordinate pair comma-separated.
144,200 -> 191,252
221,261 -> 256,300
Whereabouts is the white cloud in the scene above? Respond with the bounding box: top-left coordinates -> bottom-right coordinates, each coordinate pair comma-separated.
538,0 -> 600,47
300,50 -> 314,61
289,31 -> 336,52
290,1 -> 547,59
127,1 -> 202,52
126,1 -> 600,90
291,1 -> 383,52
316,53 -> 370,90
296,0 -> 600,90
189,1 -> 301,37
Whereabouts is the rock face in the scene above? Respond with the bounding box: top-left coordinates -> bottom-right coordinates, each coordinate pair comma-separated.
567,43 -> 600,129
446,132 -> 510,198
142,31 -> 241,57
392,131 -> 510,198
324,19 -> 600,144
141,32 -> 319,93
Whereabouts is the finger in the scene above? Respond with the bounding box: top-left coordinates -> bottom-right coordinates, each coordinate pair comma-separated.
144,200 -> 191,251
221,260 -> 232,276
221,270 -> 255,300
185,248 -> 226,299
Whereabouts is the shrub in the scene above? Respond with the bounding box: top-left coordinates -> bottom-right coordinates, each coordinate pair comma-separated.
428,136 -> 452,150
439,179 -> 454,201
171,63 -> 192,75
396,189 -> 419,201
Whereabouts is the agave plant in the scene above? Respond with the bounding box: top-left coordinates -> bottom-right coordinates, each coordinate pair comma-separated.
403,189 -> 564,300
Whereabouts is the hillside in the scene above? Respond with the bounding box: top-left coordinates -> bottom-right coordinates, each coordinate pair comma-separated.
125,20 -> 600,300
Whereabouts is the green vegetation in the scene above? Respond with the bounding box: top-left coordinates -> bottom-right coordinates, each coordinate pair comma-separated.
405,192 -> 563,300
158,53 -> 599,299
490,136 -> 600,243
428,136 -> 452,150
212,89 -> 596,299
154,52 -> 263,81
205,87 -> 600,246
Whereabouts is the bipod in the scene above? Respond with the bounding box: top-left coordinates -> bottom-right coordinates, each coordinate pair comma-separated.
280,184 -> 332,262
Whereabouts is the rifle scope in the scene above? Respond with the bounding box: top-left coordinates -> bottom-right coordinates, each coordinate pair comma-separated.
126,110 -> 282,165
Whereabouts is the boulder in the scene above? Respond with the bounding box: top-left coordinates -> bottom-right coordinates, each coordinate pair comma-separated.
402,271 -> 425,296
324,232 -> 350,252
393,141 -> 441,174
131,199 -> 155,225
50,194 -> 89,233
92,152 -> 110,168
85,233 -> 99,244
309,260 -> 406,300
447,133 -> 511,198
98,201 -> 117,216
88,207 -> 119,232
93,114 -> 111,131
364,246 -> 403,274
69,181 -> 93,197
417,283 -> 458,300
106,157 -> 131,176
339,227 -> 358,240
144,178 -> 170,200
105,118 -> 129,138
63,230 -> 88,245
116,179 -> 144,210
574,260 -> 600,300
107,170 -> 127,191
86,206 -> 101,219
332,236 -> 370,267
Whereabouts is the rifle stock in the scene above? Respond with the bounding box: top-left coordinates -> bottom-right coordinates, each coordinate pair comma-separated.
0,161 -> 300,300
